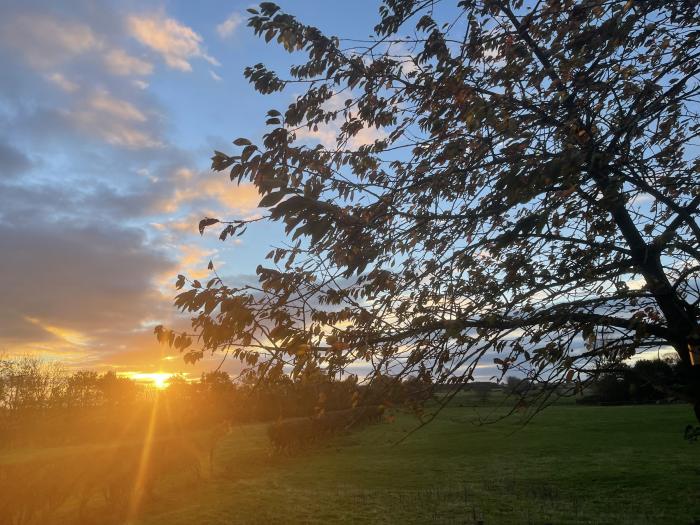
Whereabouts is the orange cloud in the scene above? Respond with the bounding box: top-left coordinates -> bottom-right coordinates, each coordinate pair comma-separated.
162,169 -> 261,215
24,317 -> 91,347
128,13 -> 219,72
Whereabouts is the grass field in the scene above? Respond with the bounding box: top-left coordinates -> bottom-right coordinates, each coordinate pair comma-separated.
6,397 -> 700,524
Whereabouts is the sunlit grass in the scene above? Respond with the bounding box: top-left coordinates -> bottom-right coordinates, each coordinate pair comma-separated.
136,401 -> 700,525
5,397 -> 699,524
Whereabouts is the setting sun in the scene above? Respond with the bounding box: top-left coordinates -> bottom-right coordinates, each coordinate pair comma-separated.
127,372 -> 173,390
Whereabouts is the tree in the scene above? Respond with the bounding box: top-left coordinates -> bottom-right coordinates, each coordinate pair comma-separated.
159,1 -> 700,421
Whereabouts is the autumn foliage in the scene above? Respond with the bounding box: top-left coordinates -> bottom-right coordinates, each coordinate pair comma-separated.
162,1 -> 700,419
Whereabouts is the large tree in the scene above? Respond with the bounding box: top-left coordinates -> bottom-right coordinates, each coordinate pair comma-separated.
159,0 -> 700,419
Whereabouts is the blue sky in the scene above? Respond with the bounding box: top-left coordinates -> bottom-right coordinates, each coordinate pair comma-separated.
0,0 -> 382,377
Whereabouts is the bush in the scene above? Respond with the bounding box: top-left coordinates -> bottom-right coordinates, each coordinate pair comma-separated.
267,405 -> 385,454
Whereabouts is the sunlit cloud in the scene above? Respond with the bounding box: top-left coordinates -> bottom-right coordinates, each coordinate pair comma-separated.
216,12 -> 243,39
104,49 -> 153,76
128,12 -> 219,72
161,169 -> 261,215
65,89 -> 161,148
174,244 -> 217,279
24,317 -> 91,347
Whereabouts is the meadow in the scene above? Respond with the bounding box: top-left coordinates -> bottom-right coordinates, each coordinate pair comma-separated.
4,394 -> 700,524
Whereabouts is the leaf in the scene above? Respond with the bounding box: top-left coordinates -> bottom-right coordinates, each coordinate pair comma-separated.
219,224 -> 236,241
199,217 -> 220,235
233,138 -> 252,146
259,2 -> 280,15
258,190 -> 287,207
208,260 -> 214,270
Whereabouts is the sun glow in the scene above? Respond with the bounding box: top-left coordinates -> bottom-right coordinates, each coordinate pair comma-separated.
126,372 -> 173,389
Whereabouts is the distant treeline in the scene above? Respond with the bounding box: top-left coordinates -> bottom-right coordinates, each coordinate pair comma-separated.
433,358 -> 688,407
577,357 -> 689,406
0,356 -> 432,448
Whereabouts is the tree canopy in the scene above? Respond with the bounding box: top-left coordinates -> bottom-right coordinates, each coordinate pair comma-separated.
158,0 -> 700,419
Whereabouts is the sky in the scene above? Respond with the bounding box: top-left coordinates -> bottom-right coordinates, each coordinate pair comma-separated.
0,0 -> 679,386
0,0 -> 382,380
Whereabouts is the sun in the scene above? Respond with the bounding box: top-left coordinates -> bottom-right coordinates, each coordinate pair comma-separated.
150,373 -> 170,390
127,372 -> 173,389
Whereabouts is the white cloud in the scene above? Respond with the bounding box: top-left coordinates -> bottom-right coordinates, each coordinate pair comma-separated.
627,277 -> 646,290
210,70 -> 223,82
625,345 -> 678,364
292,92 -> 388,149
104,49 -> 153,76
295,123 -> 387,149
216,12 -> 243,39
128,13 -> 219,72
388,41 -> 419,77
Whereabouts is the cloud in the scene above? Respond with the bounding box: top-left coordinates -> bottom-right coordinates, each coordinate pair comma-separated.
65,89 -> 161,149
160,168 -> 261,215
388,41 -> 419,77
210,70 -> 223,82
0,218 -> 176,360
292,93 -> 388,149
45,72 -> 79,92
216,12 -> 243,39
295,123 -> 387,149
0,2 -> 250,373
0,13 -> 99,69
174,244 -> 217,279
104,49 -> 153,76
0,141 -> 32,180
128,13 -> 219,72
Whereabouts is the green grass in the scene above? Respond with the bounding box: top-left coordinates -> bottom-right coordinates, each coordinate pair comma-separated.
135,401 -> 700,525
5,399 -> 700,524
